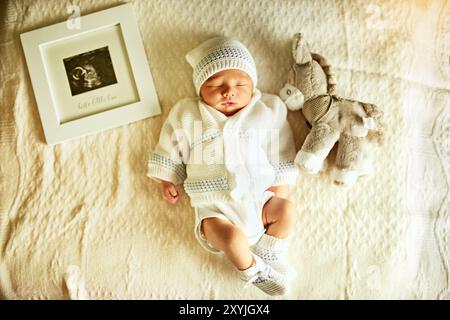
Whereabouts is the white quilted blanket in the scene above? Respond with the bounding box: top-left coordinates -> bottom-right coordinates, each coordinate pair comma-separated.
0,0 -> 449,299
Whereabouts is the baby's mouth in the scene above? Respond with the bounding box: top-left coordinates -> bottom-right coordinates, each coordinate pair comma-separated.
221,100 -> 236,106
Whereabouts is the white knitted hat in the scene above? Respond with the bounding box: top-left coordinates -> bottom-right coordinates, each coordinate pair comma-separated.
186,37 -> 257,95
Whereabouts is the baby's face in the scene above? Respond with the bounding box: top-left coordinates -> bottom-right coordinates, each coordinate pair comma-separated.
200,69 -> 253,116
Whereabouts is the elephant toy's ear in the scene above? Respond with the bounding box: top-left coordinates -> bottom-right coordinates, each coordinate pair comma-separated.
292,33 -> 313,64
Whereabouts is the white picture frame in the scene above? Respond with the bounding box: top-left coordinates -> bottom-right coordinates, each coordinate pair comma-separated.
20,3 -> 161,145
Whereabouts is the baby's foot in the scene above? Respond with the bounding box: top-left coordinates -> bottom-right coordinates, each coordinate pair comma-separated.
253,234 -> 297,280
239,254 -> 287,296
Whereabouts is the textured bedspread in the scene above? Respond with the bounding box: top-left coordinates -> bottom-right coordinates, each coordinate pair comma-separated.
0,0 -> 449,299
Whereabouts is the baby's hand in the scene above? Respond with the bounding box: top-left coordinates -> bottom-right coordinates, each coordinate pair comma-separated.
161,180 -> 179,204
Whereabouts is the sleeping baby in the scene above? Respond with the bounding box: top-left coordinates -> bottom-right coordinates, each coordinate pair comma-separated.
147,37 -> 299,296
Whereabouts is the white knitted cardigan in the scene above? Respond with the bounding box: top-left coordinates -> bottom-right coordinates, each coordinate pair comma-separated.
147,90 -> 298,207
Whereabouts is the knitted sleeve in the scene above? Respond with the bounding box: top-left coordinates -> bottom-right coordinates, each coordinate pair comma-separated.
147,103 -> 189,185
265,96 -> 299,186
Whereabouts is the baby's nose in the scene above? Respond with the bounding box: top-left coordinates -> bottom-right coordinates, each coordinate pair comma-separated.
223,87 -> 236,98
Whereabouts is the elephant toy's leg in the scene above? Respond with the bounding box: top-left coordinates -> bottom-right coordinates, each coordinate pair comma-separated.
333,134 -> 367,186
295,122 -> 340,174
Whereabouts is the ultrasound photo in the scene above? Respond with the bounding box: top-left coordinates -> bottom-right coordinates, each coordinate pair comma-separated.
63,46 -> 118,96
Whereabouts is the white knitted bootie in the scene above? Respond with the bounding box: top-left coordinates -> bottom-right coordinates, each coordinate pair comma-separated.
252,234 -> 297,280
239,254 -> 288,296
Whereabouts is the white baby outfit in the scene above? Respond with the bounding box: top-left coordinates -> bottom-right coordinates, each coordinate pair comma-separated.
147,89 -> 298,252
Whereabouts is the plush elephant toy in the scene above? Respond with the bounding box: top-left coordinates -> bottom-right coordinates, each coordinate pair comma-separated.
279,33 -> 383,186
